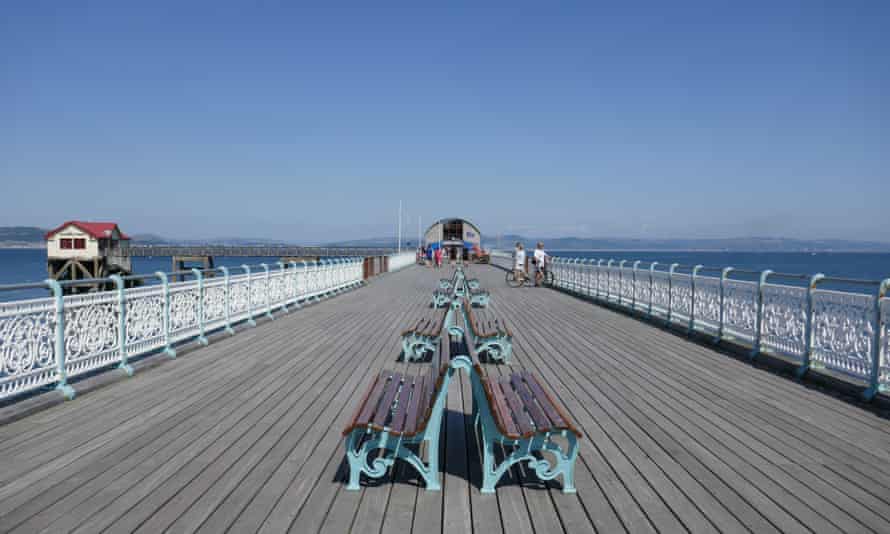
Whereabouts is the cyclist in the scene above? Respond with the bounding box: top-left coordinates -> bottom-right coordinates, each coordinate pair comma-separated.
533,242 -> 548,286
513,242 -> 526,283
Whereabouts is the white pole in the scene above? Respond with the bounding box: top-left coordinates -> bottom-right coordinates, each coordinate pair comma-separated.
397,200 -> 402,253
418,216 -> 421,248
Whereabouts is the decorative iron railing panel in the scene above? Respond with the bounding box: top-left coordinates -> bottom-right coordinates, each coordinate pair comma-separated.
124,285 -> 166,356
543,254 -> 890,400
0,296 -> 58,399
810,289 -> 875,382
650,271 -> 672,317
0,255 -> 390,401
881,298 -> 890,389
694,276 -> 721,334
670,274 -> 692,323
63,291 -> 121,378
760,284 -> 807,362
722,279 -> 758,343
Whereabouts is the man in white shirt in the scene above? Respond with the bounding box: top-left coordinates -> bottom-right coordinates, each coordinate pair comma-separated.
513,243 -> 526,281
533,242 -> 548,286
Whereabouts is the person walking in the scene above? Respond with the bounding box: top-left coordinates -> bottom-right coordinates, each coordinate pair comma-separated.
533,241 -> 548,286
434,247 -> 443,269
513,242 -> 526,283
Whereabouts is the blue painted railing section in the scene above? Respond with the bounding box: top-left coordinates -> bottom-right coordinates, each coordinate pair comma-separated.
548,257 -> 890,400
0,257 -> 369,401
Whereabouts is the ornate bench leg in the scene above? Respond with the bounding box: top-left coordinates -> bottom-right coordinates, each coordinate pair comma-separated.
478,428 -> 579,493
478,337 -> 513,364
344,430 -> 443,491
401,335 -> 436,362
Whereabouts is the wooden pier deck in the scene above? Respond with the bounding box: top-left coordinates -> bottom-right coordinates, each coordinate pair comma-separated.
1,265 -> 890,533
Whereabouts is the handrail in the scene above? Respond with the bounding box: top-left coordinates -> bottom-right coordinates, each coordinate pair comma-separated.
545,254 -> 890,401
0,254 -> 409,401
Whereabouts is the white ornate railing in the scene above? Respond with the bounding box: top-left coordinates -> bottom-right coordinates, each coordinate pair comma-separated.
0,257 -> 367,401
547,257 -> 890,400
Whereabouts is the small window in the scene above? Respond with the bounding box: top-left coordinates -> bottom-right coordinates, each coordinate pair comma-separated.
60,238 -> 73,249
74,238 -> 86,249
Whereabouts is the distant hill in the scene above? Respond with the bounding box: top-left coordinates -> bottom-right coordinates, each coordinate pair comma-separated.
0,226 -> 46,242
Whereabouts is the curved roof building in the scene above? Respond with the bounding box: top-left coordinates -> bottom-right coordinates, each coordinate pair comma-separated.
423,218 -> 482,260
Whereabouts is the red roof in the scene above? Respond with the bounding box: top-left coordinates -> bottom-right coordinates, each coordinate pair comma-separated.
45,221 -> 130,240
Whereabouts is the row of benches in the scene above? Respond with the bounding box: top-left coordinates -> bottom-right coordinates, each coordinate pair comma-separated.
343,328 -> 580,493
435,267 -> 490,307
402,299 -> 512,363
344,269 -> 578,493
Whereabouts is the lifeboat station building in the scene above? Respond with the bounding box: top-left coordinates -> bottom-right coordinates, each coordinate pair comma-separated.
423,218 -> 482,261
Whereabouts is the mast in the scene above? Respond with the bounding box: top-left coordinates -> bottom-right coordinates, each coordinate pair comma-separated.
397,200 -> 402,253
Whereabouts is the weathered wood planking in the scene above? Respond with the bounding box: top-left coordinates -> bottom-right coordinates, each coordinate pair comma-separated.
0,264 -> 888,533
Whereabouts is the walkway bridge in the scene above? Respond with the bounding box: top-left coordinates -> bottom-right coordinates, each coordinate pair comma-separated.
1,263 -> 889,533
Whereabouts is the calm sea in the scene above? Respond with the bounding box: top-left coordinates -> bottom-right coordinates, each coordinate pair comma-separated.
0,249 -> 888,301
0,249 -> 288,302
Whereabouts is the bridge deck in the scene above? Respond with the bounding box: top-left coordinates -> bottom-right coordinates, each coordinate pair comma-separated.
1,265 -> 890,533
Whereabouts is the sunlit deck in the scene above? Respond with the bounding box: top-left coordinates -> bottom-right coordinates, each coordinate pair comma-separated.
1,264 -> 889,533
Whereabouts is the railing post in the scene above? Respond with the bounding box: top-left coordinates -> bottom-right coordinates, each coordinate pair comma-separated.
109,274 -> 134,376
219,266 -> 235,335
300,261 -> 309,303
46,279 -> 75,399
277,261 -> 289,313
796,273 -> 824,378
289,262 -> 302,308
648,262 -> 658,319
715,267 -> 733,343
260,263 -> 273,319
750,269 -> 774,360
863,279 -> 890,401
242,265 -> 256,327
606,259 -> 614,302
584,259 -> 592,296
155,271 -> 177,357
632,261 -> 641,312
667,263 -> 679,325
618,260 -> 627,307
689,265 -> 703,336
192,268 -> 209,346
596,260 -> 604,299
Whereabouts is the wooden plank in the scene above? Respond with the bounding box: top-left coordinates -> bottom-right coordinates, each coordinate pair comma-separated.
390,376 -> 415,433
510,373 -> 550,432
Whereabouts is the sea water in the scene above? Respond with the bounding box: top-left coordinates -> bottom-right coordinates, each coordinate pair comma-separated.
0,249 -> 888,301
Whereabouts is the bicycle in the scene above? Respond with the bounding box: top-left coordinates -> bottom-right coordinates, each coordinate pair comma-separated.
506,265 -> 554,287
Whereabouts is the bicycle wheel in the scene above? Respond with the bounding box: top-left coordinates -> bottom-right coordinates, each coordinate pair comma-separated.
506,270 -> 523,288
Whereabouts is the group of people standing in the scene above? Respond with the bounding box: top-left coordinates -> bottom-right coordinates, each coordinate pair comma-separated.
513,241 -> 549,286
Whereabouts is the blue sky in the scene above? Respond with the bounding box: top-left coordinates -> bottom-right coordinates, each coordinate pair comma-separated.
2,1 -> 888,243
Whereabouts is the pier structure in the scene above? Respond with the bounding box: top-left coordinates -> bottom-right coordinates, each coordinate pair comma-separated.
44,221 -> 133,289
0,257 -> 889,533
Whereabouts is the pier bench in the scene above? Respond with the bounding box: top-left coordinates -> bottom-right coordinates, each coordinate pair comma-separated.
343,337 -> 455,490
431,289 -> 451,308
438,278 -> 453,290
467,278 -> 481,290
451,342 -> 580,494
463,300 -> 513,363
401,307 -> 449,362
469,287 -> 490,308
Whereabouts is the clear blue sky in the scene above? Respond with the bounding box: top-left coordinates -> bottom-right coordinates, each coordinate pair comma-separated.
2,1 -> 888,243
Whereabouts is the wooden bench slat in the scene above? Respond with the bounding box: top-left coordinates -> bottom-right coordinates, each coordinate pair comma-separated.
522,371 -> 581,437
372,372 -> 402,428
389,376 -> 415,432
485,379 -> 519,438
403,375 -> 426,435
520,371 -> 565,428
498,376 -> 534,436
511,373 -> 550,431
